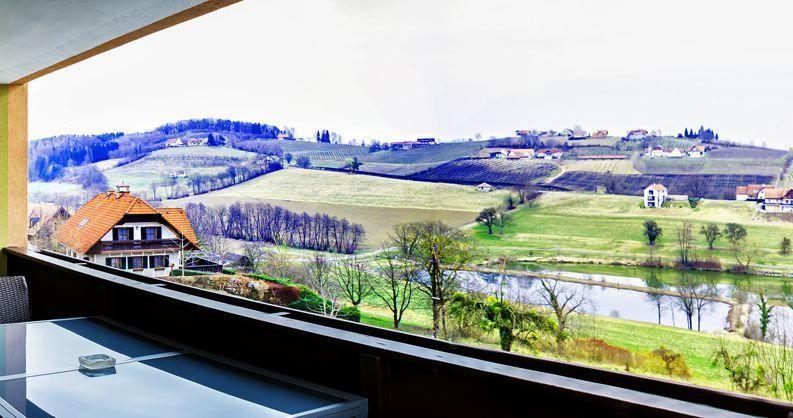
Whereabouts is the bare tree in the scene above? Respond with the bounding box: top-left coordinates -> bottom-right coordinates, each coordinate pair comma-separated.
372,249 -> 417,329
537,277 -> 587,353
333,255 -> 372,307
201,235 -> 230,255
305,252 -> 341,317
241,242 -> 268,273
676,222 -> 694,267
496,207 -> 511,235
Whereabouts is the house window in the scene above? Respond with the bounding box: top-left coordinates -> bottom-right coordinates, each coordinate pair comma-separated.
143,226 -> 161,240
128,256 -> 148,269
113,227 -> 134,241
105,257 -> 126,269
149,255 -> 169,268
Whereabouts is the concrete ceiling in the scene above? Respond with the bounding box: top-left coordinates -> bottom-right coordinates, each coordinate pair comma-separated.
0,0 -> 220,84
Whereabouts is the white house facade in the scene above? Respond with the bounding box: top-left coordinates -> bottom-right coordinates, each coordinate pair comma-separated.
643,184 -> 668,208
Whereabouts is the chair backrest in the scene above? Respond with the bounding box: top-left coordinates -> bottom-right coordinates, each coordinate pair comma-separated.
0,276 -> 30,324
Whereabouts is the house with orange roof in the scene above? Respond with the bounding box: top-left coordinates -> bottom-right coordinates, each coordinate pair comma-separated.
55,184 -> 200,277
643,183 -> 668,208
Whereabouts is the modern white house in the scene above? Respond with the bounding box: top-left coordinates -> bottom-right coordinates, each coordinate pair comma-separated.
643,184 -> 668,208
55,185 -> 200,277
663,147 -> 684,158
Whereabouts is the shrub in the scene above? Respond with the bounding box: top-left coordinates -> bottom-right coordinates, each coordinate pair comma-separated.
170,268 -> 206,276
570,338 -> 634,369
338,306 -> 361,322
263,283 -> 301,305
639,347 -> 691,378
222,267 -> 237,275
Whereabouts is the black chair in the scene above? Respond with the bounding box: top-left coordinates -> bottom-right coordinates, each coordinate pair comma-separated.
0,276 -> 30,324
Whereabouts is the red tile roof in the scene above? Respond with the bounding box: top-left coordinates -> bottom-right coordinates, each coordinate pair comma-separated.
55,191 -> 198,254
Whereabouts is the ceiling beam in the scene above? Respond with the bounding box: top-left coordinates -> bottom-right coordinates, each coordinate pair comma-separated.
11,0 -> 242,85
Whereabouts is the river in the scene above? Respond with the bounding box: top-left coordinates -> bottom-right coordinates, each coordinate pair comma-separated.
462,263 -> 793,345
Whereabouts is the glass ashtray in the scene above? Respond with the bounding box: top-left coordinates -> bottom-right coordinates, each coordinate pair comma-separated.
79,354 -> 117,370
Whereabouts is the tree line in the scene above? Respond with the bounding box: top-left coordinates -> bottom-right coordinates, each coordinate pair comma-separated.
185,202 -> 365,253
157,118 -> 280,137
153,159 -> 282,200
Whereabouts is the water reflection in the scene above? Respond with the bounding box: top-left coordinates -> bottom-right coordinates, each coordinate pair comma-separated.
463,271 -> 730,332
495,263 -> 793,346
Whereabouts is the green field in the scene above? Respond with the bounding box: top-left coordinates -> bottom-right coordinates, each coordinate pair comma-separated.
471,191 -> 793,273
635,156 -> 785,177
172,168 -> 509,247
358,295 -> 762,392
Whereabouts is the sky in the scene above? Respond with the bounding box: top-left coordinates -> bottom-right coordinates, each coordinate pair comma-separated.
29,0 -> 793,148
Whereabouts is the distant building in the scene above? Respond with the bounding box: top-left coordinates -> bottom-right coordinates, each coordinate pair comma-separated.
276,132 -> 293,140
416,138 -> 436,145
735,184 -> 773,201
535,148 -> 563,159
570,129 -> 589,140
506,148 -> 535,159
169,169 -> 187,178
186,137 -> 208,146
687,145 -> 707,158
476,183 -> 494,192
55,185 -> 200,277
627,129 -> 649,140
759,188 -> 793,212
643,184 -> 668,208
663,147 -> 684,158
592,130 -> 609,138
28,203 -> 70,241
648,146 -> 664,158
165,138 -> 185,147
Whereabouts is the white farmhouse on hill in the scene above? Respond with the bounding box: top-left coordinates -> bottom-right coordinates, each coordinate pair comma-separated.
643,184 -> 668,208
476,183 -> 494,192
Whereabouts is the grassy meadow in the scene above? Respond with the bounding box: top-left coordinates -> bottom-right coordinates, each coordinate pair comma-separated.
104,146 -> 256,196
172,168 -> 510,247
471,191 -> 793,273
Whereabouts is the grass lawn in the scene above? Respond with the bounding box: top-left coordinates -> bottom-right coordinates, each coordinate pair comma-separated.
358,301 -> 754,391
472,191 -> 793,273
180,168 -> 509,211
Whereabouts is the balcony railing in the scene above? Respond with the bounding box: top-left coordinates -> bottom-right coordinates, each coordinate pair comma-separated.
95,239 -> 180,252
4,247 -> 792,417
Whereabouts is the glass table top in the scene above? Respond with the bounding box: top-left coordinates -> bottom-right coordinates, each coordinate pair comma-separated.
0,318 -> 365,418
0,318 -> 176,378
0,354 -> 346,418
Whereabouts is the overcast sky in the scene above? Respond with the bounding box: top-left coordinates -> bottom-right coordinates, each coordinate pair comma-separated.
29,0 -> 793,147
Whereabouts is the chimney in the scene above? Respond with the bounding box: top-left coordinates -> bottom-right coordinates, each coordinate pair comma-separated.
116,183 -> 130,197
